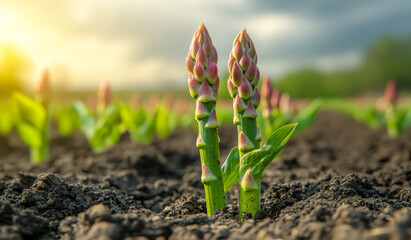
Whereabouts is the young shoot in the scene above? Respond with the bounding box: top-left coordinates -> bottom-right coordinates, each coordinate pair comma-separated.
186,23 -> 227,215
13,68 -> 51,163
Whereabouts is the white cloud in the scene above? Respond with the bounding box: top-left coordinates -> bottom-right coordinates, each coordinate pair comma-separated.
246,14 -> 302,43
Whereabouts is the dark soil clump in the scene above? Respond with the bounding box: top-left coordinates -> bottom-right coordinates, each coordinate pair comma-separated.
1,111 -> 411,239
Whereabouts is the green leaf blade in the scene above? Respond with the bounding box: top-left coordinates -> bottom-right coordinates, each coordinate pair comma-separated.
240,123 -> 297,178
12,92 -> 46,129
16,123 -> 42,148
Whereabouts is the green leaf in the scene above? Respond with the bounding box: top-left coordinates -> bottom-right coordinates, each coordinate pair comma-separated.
156,106 -> 177,139
240,123 -> 297,179
401,107 -> 411,130
90,104 -> 122,152
0,103 -> 14,135
12,91 -> 46,129
16,122 -> 42,148
119,104 -> 137,131
56,105 -> 79,136
295,99 -> 322,131
131,109 -> 158,144
221,147 -> 240,193
72,101 -> 95,139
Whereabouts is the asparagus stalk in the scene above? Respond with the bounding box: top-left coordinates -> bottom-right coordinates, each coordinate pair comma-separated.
33,68 -> 51,163
382,80 -> 399,137
186,23 -> 226,215
227,28 -> 262,218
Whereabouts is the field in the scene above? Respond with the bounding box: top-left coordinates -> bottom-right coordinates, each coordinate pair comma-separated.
1,110 -> 410,239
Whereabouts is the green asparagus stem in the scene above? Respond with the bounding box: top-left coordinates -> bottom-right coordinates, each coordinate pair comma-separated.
186,23 -> 227,215
228,28 -> 261,218
33,68 -> 51,163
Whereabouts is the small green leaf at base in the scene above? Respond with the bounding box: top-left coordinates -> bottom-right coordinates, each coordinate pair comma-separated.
240,123 -> 297,179
16,123 -> 42,148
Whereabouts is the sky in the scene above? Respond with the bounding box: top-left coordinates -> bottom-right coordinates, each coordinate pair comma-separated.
0,0 -> 410,90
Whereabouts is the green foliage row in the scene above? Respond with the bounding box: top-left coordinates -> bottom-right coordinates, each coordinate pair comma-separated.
326,99 -> 411,137
273,36 -> 411,98
0,92 -> 194,162
259,99 -> 322,140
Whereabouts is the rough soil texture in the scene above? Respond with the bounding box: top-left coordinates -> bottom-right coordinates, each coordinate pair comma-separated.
1,110 -> 411,240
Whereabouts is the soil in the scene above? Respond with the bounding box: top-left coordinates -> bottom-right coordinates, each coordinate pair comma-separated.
1,110 -> 411,240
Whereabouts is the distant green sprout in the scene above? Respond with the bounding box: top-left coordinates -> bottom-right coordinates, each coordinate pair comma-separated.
57,80 -> 124,153
12,69 -> 51,163
118,95 -> 157,144
259,76 -> 322,140
118,93 -> 178,144
376,80 -> 410,137
329,80 -> 411,137
0,101 -> 15,136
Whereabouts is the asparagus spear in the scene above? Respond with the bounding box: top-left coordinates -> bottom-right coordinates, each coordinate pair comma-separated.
186,23 -> 226,215
228,28 -> 262,218
32,68 -> 51,163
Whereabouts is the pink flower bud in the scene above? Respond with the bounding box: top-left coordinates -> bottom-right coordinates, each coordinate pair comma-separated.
188,74 -> 200,98
97,80 -> 111,111
228,55 -> 235,74
250,67 -> 260,87
197,80 -> 216,103
186,55 -> 194,74
271,89 -> 281,109
241,170 -> 258,191
195,101 -> 209,119
231,62 -> 243,87
205,107 -> 220,129
250,88 -> 260,108
203,36 -> 213,57
245,61 -> 256,81
189,39 -> 200,60
211,76 -> 220,98
261,76 -> 272,103
234,94 -> 246,112
239,52 -> 251,72
232,41 -> 243,60
196,134 -> 206,148
193,60 -> 206,83
255,127 -> 262,141
201,164 -> 217,183
248,40 -> 256,60
209,46 -> 218,63
238,77 -> 253,100
206,59 -> 218,85
243,101 -> 258,119
227,78 -> 237,98
196,47 -> 208,69
35,68 -> 52,104
238,132 -> 255,152
383,80 -> 398,106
